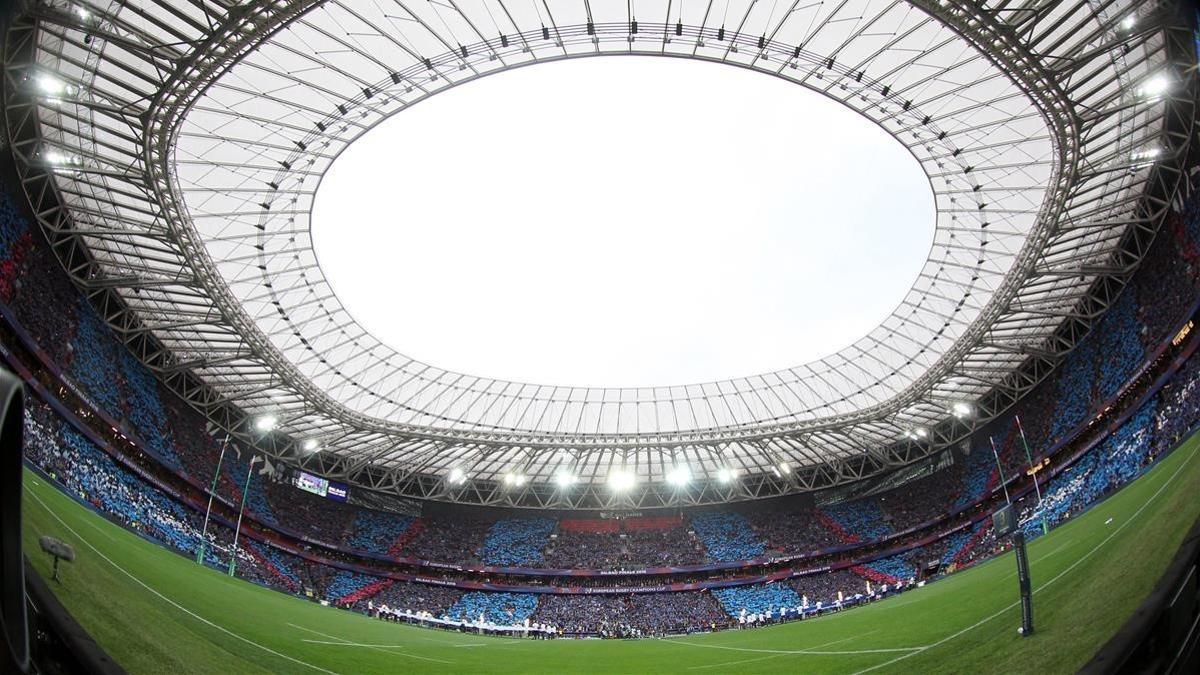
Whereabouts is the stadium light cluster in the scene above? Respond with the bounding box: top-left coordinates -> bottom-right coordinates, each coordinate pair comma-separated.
665,466 -> 691,487
1139,73 -> 1170,100
42,150 -> 80,167
608,470 -> 636,492
1132,147 -> 1162,164
36,74 -> 64,96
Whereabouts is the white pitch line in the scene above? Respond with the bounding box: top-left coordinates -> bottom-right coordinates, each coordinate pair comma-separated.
287,622 -> 454,664
808,633 -> 878,650
687,653 -> 788,670
25,489 -> 340,675
298,637 -> 488,649
852,441 -> 1199,675
685,633 -> 879,670
453,644 -> 493,648
1033,539 -> 1076,564
417,633 -> 497,646
301,639 -> 445,649
665,639 -> 923,656
1001,539 -> 1075,581
84,518 -> 119,543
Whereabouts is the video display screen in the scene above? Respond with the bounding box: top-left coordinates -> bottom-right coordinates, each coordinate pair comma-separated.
294,471 -> 329,497
326,482 -> 349,502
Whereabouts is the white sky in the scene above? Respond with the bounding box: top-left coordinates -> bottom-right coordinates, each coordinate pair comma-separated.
311,56 -> 934,388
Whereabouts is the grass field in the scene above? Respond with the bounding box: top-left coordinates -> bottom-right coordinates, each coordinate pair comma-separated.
21,430 -> 1200,674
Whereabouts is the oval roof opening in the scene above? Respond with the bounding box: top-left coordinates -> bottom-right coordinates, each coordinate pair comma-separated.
312,56 -> 935,388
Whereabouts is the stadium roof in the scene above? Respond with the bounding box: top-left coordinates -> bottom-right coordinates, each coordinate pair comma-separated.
4,0 -> 1196,507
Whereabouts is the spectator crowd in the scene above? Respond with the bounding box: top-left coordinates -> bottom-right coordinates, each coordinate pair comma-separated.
8,172 -> 1200,636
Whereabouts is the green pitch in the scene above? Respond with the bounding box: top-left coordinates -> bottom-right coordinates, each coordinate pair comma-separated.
21,431 -> 1200,674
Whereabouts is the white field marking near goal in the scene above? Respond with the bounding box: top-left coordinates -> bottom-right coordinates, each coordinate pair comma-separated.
1001,539 -> 1076,581
853,440 -> 1200,675
25,489 -> 341,675
415,632 -> 506,646
303,623 -> 497,648
860,590 -> 937,613
664,632 -> 921,656
664,642 -> 923,656
84,517 -> 120,543
300,638 -> 472,654
299,637 -> 489,650
25,481 -> 112,542
686,633 -> 869,670
687,652 -> 789,670
287,622 -> 455,664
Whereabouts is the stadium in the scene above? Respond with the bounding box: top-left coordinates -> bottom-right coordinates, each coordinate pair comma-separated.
1,0 -> 1199,673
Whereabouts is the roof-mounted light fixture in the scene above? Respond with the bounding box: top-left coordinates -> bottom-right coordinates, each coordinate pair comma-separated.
253,414 -> 278,432
608,470 -> 636,492
666,465 -> 692,487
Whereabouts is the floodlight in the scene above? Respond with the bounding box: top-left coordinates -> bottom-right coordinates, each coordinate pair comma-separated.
1131,147 -> 1161,162
1139,73 -> 1169,99
253,414 -> 278,432
717,467 -> 737,484
503,472 -> 526,487
608,470 -> 635,492
36,74 -> 65,96
665,466 -> 691,487
301,439 -> 319,453
779,463 -> 791,474
554,471 -> 576,488
907,427 -> 929,440
1120,15 -> 1135,31
447,467 -> 466,484
43,148 -> 82,167
952,402 -> 973,419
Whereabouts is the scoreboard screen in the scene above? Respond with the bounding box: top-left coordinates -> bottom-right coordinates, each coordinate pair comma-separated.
992,504 -> 1018,537
294,470 -> 329,497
